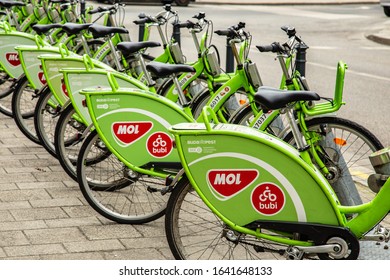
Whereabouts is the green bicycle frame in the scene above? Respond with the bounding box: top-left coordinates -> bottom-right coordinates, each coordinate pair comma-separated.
169,107 -> 390,248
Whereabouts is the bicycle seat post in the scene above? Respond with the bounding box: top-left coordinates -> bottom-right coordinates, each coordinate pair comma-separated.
107,35 -> 124,72
230,38 -> 243,69
4,4 -> 20,30
138,53 -> 155,88
171,73 -> 188,106
285,106 -> 309,152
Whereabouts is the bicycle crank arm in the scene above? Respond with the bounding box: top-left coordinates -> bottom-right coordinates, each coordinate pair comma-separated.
286,244 -> 341,260
361,224 -> 390,242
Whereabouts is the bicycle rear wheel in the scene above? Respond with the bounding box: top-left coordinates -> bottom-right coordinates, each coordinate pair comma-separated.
191,88 -> 248,120
77,130 -> 168,224
54,104 -> 87,181
0,72 -> 14,117
283,116 -> 384,206
11,74 -> 40,144
34,87 -> 60,158
165,177 -> 288,260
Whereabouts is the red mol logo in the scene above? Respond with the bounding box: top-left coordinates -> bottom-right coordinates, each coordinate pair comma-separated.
38,72 -> 47,85
61,82 -> 69,97
6,53 -> 20,66
207,169 -> 258,198
112,122 -> 153,146
146,132 -> 173,158
251,183 -> 285,215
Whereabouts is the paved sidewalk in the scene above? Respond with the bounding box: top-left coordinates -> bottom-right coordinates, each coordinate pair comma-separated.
0,0 -> 389,261
0,113 -> 171,260
196,0 -> 379,4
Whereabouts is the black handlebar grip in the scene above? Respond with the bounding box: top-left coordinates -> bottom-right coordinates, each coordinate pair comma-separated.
215,29 -> 236,38
133,17 -> 149,25
256,42 -> 282,53
256,45 -> 274,52
174,20 -> 195,29
215,29 -> 229,36
88,6 -> 109,14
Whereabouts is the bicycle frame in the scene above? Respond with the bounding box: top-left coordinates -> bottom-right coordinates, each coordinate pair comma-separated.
80,80 -> 194,179
61,54 -> 148,126
168,107 -> 390,255
161,18 -> 232,103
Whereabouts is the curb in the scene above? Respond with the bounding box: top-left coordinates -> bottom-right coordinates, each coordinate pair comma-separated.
193,0 -> 380,5
366,33 -> 390,46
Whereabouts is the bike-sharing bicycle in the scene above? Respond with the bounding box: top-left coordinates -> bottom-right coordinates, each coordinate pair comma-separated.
69,21 -> 383,229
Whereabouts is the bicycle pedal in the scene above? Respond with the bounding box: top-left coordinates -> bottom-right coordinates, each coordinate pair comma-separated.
147,186 -> 159,193
362,224 -> 390,243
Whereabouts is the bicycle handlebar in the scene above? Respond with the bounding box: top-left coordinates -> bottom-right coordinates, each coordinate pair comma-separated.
256,42 -> 284,53
173,20 -> 197,29
214,29 -> 234,37
133,16 -> 152,25
88,5 -> 115,15
214,22 -> 247,39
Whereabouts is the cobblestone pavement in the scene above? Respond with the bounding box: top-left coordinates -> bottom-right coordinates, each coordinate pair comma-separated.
0,113 -> 173,260
1,107 -> 390,260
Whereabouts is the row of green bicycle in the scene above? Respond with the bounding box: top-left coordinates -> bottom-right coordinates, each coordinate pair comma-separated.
1,0 -> 390,260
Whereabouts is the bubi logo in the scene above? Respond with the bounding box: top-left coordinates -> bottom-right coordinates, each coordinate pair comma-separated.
251,183 -> 285,215
6,53 -> 20,66
146,132 -> 173,158
207,169 -> 258,199
112,121 -> 153,147
38,72 -> 47,85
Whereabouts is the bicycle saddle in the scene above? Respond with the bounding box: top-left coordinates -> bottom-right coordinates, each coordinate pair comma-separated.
255,86 -> 320,110
88,24 -> 129,38
117,41 -> 161,56
49,0 -> 70,4
0,0 -> 25,8
61,23 -> 92,35
146,61 -> 195,77
32,23 -> 63,35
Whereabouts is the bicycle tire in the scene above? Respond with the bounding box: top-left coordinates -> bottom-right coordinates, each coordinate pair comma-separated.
77,130 -> 168,224
283,116 -> 384,206
165,176 -> 288,260
54,104 -> 87,181
11,74 -> 40,144
34,87 -> 61,158
0,72 -> 14,117
229,104 -> 288,138
191,88 -> 247,120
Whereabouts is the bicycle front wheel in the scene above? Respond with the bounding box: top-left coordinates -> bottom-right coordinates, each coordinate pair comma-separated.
165,177 -> 288,260
77,130 -> 168,224
283,116 -> 384,206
